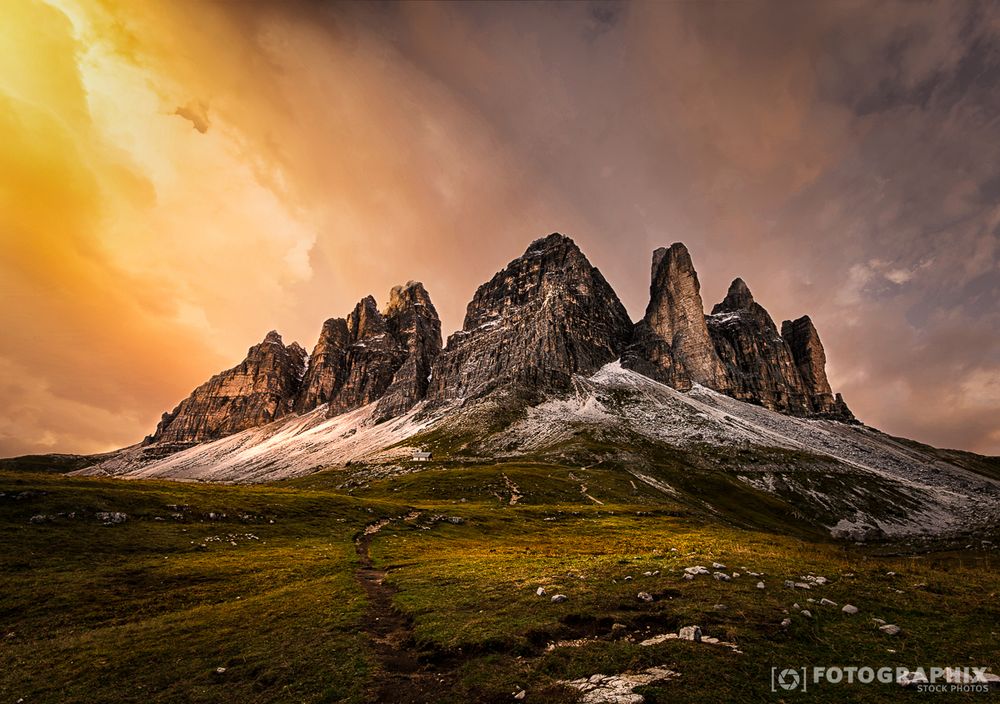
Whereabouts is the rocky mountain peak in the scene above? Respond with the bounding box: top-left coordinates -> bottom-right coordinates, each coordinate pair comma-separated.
428,233 -> 632,401
135,231 -> 857,462
623,242 -> 731,391
145,330 -> 307,453
385,281 -> 433,316
294,317 -> 350,413
781,316 -> 854,420
347,296 -> 387,340
712,278 -> 755,314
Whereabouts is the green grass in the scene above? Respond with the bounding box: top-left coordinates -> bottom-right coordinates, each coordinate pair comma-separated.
1,465 -> 998,703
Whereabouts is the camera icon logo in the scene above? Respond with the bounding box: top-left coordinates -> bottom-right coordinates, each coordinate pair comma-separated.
772,667 -> 807,692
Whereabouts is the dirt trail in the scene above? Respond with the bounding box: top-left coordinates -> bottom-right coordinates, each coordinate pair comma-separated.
354,515 -> 457,703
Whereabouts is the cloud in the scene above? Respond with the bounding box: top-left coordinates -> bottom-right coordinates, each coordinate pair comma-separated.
2,0 -> 998,457
173,100 -> 210,133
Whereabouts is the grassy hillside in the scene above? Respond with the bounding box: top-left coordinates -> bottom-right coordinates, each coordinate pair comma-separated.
1,464 -> 997,703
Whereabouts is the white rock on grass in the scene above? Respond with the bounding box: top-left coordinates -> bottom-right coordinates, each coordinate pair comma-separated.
684,566 -> 710,576
842,604 -> 859,615
637,592 -> 654,602
897,670 -> 928,687
639,633 -> 678,646
559,667 -> 680,704
781,618 -> 792,627
551,594 -> 568,603
879,624 -> 901,635
820,598 -> 837,607
513,690 -> 526,700
713,572 -> 731,581
679,625 -> 702,641
757,581 -> 765,589
712,562 -> 727,569
800,610 -> 813,618
536,587 -> 546,597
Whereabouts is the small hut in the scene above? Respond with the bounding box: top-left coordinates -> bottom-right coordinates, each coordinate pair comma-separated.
411,451 -> 432,462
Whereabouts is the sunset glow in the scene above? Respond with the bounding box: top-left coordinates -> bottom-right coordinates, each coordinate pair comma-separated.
2,0 -> 998,456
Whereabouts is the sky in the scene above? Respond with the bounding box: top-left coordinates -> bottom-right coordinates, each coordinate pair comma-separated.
1,0 -> 998,457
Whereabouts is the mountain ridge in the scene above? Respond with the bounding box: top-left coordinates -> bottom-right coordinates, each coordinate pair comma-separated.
136,232 -> 855,464
23,231 -> 1000,539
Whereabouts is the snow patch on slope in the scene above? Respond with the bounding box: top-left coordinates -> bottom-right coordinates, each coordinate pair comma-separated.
502,361 -> 1000,536
82,401 -> 450,483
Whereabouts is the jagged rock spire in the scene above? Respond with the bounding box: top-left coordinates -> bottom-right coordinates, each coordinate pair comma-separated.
375,281 -> 443,419
712,278 -> 755,313
706,278 -> 812,414
140,232 -> 857,461
295,317 -> 350,413
781,316 -> 854,420
623,243 -> 730,391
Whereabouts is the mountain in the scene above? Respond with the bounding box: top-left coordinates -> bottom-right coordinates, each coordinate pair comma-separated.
67,233 -> 1000,538
426,233 -> 633,402
143,331 -> 307,456
622,243 -> 731,391
705,278 -> 854,420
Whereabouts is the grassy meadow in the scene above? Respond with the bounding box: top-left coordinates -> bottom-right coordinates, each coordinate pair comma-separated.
1,462 -> 997,703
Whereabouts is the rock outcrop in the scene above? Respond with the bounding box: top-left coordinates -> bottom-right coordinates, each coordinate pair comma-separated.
706,278 -> 813,414
294,317 -> 349,413
426,233 -> 633,401
146,331 -> 307,452
374,282 -> 443,419
623,243 -> 731,391
136,232 -> 854,463
704,279 -> 852,420
325,296 -> 408,416
781,316 -> 854,420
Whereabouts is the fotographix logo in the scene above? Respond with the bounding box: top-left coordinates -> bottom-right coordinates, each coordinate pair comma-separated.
771,667 -> 807,692
771,665 -> 995,693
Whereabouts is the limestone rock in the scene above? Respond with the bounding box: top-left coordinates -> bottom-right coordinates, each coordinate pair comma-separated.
374,282 -> 443,419
295,317 -> 349,412
678,625 -> 702,641
147,331 -> 306,452
781,316 -> 855,421
623,243 -> 730,391
706,279 -> 813,414
427,234 -> 632,402
325,297 -> 407,416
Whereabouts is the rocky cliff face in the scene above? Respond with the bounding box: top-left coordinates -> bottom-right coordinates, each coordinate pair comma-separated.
622,243 -> 731,391
374,282 -> 443,419
145,283 -> 443,452
704,279 -> 853,420
325,296 -> 408,416
426,233 -> 633,401
295,317 -> 349,413
781,316 -> 855,420
138,232 -> 854,461
146,331 -> 307,452
706,278 -> 813,414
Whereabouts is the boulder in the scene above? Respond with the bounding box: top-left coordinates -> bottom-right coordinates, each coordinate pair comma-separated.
678,625 -> 702,642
